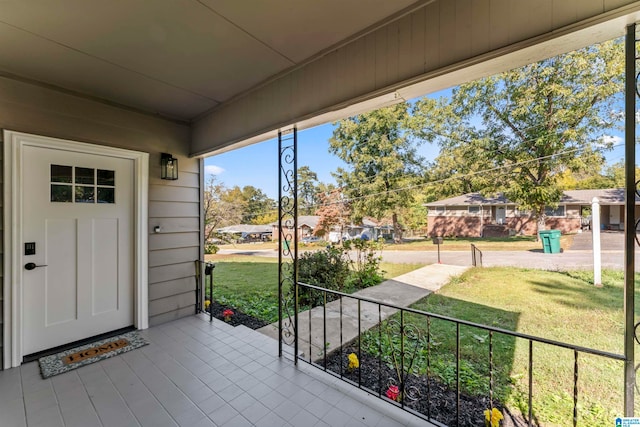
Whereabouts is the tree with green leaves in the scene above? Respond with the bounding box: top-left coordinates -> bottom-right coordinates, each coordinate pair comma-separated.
397,193 -> 428,236
556,161 -> 639,190
422,142 -> 494,203
329,103 -> 425,243
413,39 -> 624,233
298,166 -> 321,215
203,176 -> 243,251
220,185 -> 276,224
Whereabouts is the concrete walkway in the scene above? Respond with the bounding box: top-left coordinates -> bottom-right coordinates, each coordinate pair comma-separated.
257,263 -> 468,362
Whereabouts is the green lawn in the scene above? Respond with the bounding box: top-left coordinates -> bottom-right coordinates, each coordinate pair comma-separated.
385,235 -> 574,252
363,267 -> 636,426
205,254 -> 424,323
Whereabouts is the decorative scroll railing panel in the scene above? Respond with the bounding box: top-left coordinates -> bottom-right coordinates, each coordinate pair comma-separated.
627,23 -> 639,415
278,127 -> 299,358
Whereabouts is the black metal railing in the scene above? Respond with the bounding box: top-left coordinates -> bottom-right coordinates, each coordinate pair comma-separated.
194,260 -> 203,314
195,260 -> 216,321
295,281 -> 625,427
471,244 -> 483,267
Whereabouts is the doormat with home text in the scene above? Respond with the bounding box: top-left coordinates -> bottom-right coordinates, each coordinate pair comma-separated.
38,331 -> 148,378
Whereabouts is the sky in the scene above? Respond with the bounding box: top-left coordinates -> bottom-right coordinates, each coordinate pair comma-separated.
204,120 -> 445,200
203,89 -> 628,200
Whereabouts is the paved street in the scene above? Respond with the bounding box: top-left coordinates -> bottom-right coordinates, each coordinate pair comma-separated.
216,231 -> 640,271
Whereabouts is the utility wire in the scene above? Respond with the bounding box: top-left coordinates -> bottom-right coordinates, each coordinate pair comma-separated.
333,124 -> 616,187
211,142 -> 624,220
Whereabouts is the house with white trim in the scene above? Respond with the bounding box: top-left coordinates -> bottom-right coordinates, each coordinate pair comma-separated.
425,189 -> 640,237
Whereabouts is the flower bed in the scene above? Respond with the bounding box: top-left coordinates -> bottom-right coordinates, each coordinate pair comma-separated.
205,301 -> 269,329
323,343 -> 528,427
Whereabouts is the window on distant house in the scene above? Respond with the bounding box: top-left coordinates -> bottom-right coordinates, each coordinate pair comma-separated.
544,205 -> 565,217
433,206 -> 445,215
468,206 -> 480,214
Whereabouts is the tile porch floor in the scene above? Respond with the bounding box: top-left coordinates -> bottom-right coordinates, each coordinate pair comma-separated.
0,314 -> 432,427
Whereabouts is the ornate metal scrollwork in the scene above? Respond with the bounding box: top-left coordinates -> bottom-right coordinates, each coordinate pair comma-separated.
635,322 -> 640,393
631,27 -> 640,405
278,128 -> 298,356
635,180 -> 640,247
384,318 -> 422,402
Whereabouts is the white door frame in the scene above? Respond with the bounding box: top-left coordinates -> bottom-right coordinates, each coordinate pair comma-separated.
3,130 -> 149,369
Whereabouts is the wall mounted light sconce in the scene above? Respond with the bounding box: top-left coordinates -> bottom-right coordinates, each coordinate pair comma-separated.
160,153 -> 178,180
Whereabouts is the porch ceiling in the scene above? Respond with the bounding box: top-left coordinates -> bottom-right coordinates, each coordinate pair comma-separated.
0,0 -> 417,121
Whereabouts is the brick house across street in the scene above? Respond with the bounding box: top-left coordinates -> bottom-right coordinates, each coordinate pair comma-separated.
426,188 -> 640,238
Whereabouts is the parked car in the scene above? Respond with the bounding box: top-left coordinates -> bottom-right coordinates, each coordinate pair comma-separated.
301,235 -> 321,243
343,231 -> 371,241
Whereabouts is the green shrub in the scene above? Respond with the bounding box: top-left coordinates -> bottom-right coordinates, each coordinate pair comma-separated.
344,238 -> 385,288
205,243 -> 219,254
297,239 -> 386,306
298,246 -> 350,306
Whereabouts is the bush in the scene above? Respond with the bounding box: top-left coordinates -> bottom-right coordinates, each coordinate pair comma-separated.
298,246 -> 350,306
344,238 -> 385,288
297,239 -> 386,306
205,243 -> 219,254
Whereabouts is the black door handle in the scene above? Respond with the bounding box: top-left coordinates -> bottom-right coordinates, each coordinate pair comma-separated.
24,262 -> 47,270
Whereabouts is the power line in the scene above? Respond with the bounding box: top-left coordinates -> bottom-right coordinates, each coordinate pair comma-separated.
335,123 -> 617,187
210,142 -> 624,220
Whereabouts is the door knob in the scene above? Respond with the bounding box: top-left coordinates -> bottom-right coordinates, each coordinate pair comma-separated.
24,262 -> 47,270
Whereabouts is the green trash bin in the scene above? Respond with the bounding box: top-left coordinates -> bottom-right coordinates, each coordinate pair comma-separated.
539,231 -> 551,253
283,240 -> 290,251
538,230 -> 561,254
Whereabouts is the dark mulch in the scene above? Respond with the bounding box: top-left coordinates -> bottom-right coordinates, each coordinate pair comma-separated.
204,302 -> 531,426
324,344 -> 530,427
205,301 -> 269,329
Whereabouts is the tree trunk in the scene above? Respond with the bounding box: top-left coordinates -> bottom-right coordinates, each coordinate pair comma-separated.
535,211 -> 546,242
392,212 -> 403,243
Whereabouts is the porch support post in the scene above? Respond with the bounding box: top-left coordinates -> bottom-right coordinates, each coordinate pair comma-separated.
277,127 -> 298,360
624,22 -> 636,416
591,197 -> 602,287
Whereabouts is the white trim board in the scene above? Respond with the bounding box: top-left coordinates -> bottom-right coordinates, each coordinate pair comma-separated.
3,130 -> 149,369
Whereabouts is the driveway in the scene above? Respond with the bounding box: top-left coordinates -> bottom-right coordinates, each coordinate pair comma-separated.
568,230 -> 626,251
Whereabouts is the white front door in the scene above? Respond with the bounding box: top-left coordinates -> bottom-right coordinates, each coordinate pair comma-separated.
609,205 -> 621,226
21,145 -> 134,355
496,206 -> 506,225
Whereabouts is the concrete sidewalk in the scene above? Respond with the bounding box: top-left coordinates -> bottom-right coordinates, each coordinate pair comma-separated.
257,263 -> 469,362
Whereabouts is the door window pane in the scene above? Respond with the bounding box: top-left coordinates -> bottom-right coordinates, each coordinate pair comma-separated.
51,184 -> 72,202
97,169 -> 115,186
51,165 -> 72,183
97,187 -> 115,204
75,186 -> 95,203
75,167 -> 94,185
50,165 -> 115,204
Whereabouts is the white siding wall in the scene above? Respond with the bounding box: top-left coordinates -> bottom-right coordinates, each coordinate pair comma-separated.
0,77 -> 200,366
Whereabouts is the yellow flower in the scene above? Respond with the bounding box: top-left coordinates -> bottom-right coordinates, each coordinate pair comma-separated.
348,353 -> 359,370
484,408 -> 503,427
204,300 -> 211,309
